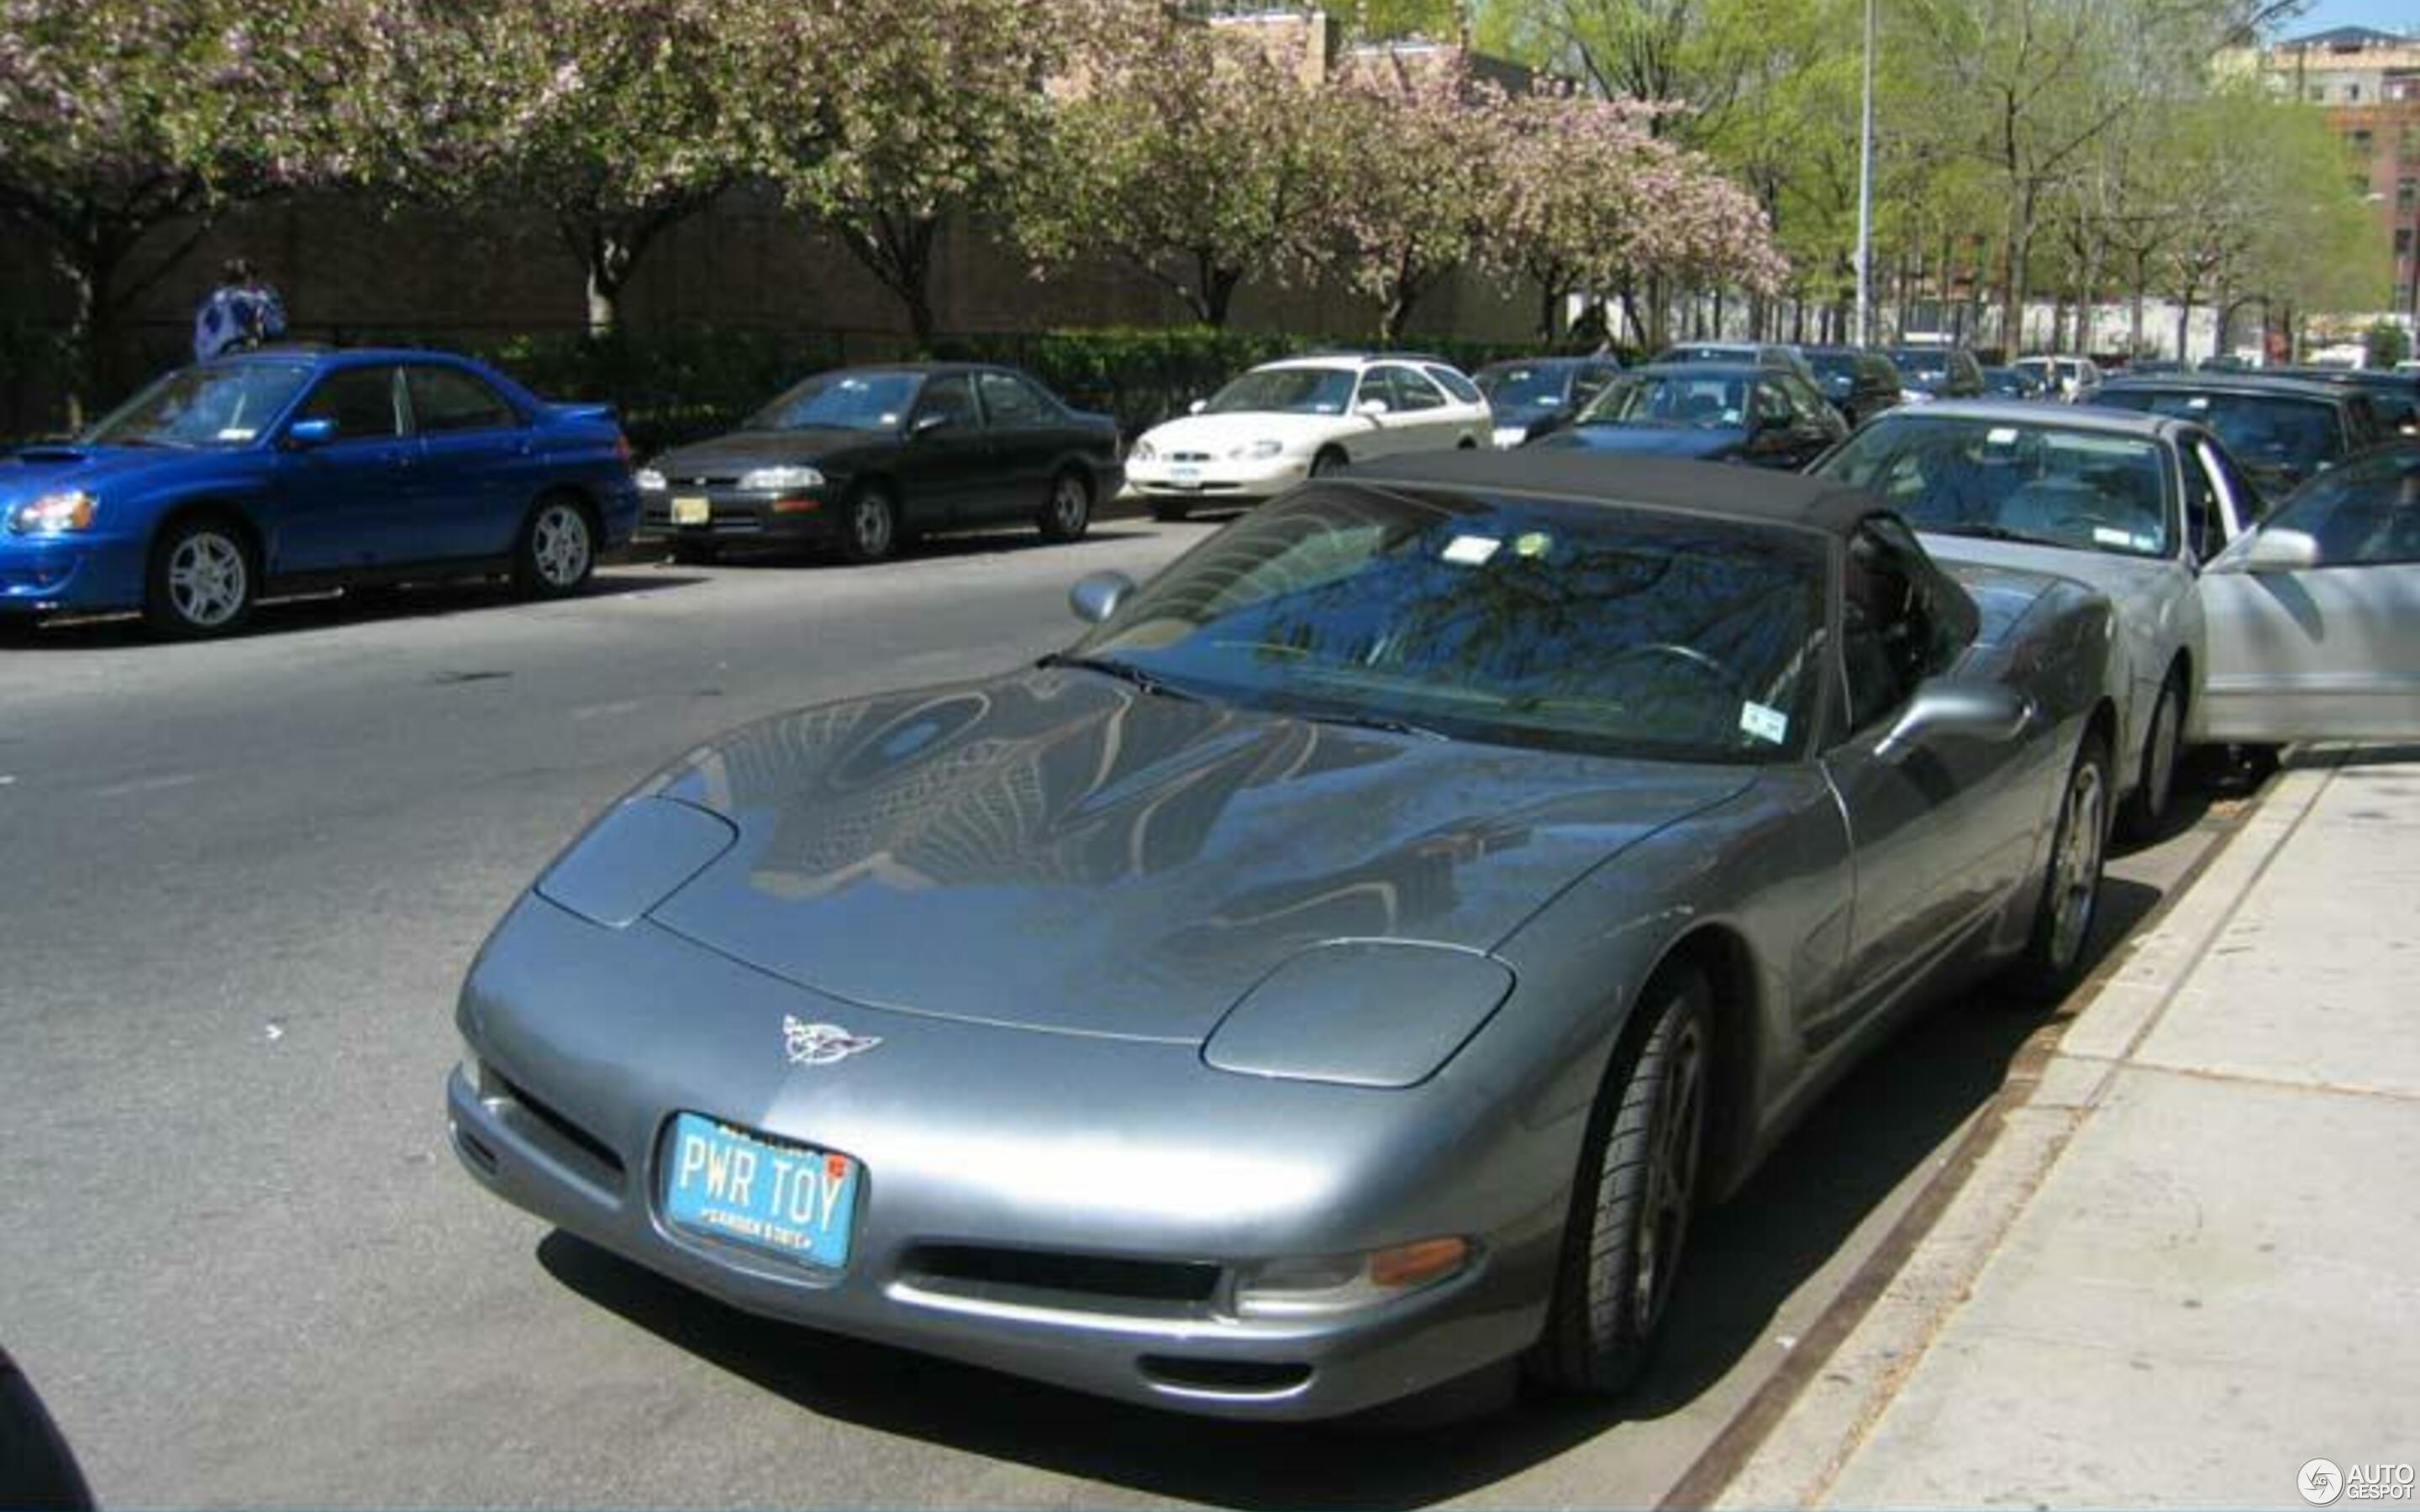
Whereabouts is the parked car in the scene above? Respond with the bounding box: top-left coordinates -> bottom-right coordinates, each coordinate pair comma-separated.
1474,355 -> 1623,448
2012,355 -> 2104,403
2092,373 -> 2386,500
1813,401 -> 2264,835
2194,440 -> 2420,743
1126,354 -> 1491,521
1651,341 -> 1818,383
0,347 -> 637,638
1803,346 -> 1906,427
449,449 -> 2118,1423
2275,367 -> 2420,438
1889,347 -> 1989,402
1980,365 -> 2051,401
638,364 -> 1121,564
1527,362 -> 1846,469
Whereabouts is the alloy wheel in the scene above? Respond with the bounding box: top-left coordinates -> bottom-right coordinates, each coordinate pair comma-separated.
1630,1011 -> 1707,1331
169,532 -> 249,629
531,503 -> 592,588
2049,757 -> 2107,969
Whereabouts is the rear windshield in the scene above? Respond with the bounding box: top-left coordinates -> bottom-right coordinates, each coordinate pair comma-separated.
2094,388 -> 2342,490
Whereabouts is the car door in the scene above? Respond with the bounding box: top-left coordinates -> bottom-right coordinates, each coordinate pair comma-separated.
273,364 -> 415,572
1813,519 -> 2044,1047
402,363 -> 539,561
972,369 -> 1060,524
895,372 -> 992,528
1382,365 -> 1462,452
2196,445 -> 2420,743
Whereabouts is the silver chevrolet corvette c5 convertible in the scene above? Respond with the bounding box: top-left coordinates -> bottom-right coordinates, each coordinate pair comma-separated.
448,452 -> 2120,1422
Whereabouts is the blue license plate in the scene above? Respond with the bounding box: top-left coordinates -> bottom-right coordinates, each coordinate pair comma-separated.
661,1112 -> 861,1269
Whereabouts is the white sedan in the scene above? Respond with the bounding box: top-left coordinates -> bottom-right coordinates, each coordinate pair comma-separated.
1126,355 -> 1492,520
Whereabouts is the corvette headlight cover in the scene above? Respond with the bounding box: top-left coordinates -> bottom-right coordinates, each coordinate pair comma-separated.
535,797 -> 738,928
1203,941 -> 1514,1088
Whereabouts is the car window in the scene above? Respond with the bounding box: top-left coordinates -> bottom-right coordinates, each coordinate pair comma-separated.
1818,413 -> 2174,559
1839,524 -> 1933,732
1477,365 -> 1570,409
1205,367 -> 1355,417
297,366 -> 404,441
1423,365 -> 1483,405
976,370 -> 1053,427
1073,486 -> 1828,764
405,365 -> 518,434
2094,388 -> 2343,494
1378,365 -> 1447,412
1779,376 -> 1833,428
1576,365 -> 1621,404
2260,445 -> 2420,566
913,373 -> 979,431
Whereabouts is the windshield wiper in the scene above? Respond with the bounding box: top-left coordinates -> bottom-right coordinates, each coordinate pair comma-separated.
1292,709 -> 1450,742
1929,522 -> 2066,549
1036,653 -> 1198,701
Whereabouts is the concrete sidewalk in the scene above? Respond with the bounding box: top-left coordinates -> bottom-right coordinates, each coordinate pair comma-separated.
1717,747 -> 2420,1509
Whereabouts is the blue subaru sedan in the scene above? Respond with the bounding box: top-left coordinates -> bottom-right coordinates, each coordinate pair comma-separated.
0,348 -> 640,637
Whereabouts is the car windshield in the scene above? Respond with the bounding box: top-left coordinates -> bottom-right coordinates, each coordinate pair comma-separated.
1476,365 -> 1570,410
83,361 -> 313,448
1202,368 -> 1357,416
1807,354 -> 1860,389
1891,351 -> 1951,386
1071,486 -> 1825,764
1981,370 -> 2031,396
2093,388 -> 2341,487
749,371 -> 923,431
1576,373 -> 1749,430
1817,414 -> 2173,559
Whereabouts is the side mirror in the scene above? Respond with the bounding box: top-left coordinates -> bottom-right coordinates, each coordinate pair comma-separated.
2238,527 -> 2320,574
1356,398 -> 1390,418
1876,677 -> 2033,761
285,417 -> 336,448
1187,397 -> 1208,416
1068,570 -> 1136,625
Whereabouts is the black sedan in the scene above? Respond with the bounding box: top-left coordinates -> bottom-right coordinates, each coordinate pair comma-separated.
2091,373 -> 2386,501
1527,362 -> 1847,470
638,364 -> 1123,564
1473,356 -> 1624,448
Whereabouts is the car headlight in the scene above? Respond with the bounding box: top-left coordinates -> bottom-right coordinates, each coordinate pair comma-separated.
535,797 -> 739,928
1491,424 -> 1528,449
1131,438 -> 1158,463
634,467 -> 667,491
1228,438 -> 1284,461
7,490 -> 97,535
739,465 -> 824,492
1203,940 -> 1513,1088
1235,1238 -> 1474,1319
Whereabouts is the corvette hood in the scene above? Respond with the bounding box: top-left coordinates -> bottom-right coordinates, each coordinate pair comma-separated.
643,669 -> 1754,1042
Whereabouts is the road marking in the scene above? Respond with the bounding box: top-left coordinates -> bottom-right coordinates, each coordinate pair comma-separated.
571,699 -> 644,721
88,773 -> 200,798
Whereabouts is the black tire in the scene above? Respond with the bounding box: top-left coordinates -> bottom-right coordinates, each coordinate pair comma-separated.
1147,497 -> 1192,522
838,482 -> 900,564
1310,447 -> 1349,478
2009,729 -> 2112,1003
1528,966 -> 1714,1395
143,515 -> 256,638
1038,467 -> 1093,543
2118,669 -> 2186,840
667,538 -> 719,566
512,494 -> 596,598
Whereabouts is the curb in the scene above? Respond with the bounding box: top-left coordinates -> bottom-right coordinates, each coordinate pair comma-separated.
1677,753 -> 2343,1510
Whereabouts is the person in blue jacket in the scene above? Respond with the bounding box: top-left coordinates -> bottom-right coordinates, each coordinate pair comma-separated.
192,258 -> 288,361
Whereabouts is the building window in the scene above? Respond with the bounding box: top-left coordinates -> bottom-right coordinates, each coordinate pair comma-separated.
2351,129 -> 2375,156
2402,178 -> 2419,215
2399,229 -> 2416,256
2346,83 -> 2361,102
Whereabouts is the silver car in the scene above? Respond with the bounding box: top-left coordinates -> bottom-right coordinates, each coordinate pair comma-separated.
1813,401 -> 2260,835
449,453 -> 2118,1421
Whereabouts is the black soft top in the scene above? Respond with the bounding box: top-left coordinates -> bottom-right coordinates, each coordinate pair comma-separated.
1339,450 -> 1896,540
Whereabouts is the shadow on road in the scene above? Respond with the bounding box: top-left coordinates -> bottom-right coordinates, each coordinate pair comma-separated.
532,833 -> 2203,1509
659,523 -> 1166,571
1,570 -> 704,650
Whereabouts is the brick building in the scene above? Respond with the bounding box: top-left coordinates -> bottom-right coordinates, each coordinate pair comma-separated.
2258,24 -> 2420,329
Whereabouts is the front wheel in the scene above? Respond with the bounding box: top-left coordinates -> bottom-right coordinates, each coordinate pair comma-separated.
2118,670 -> 2185,840
1528,966 -> 1713,1395
144,517 -> 255,638
1309,447 -> 1349,479
513,496 -> 595,598
1038,468 -> 1092,543
839,484 -> 899,564
2010,730 -> 2112,1002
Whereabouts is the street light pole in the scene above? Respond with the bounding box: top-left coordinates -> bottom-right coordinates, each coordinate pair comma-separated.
1854,0 -> 1876,346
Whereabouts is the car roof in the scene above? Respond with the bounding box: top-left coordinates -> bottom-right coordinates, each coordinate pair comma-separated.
1335,449 -> 1896,540
1897,399 -> 2186,438
1476,355 -> 1603,371
1634,361 -> 1770,380
1266,352 -> 1464,372
2097,372 -> 2351,401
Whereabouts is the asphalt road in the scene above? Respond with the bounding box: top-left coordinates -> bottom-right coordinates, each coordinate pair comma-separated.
0,521 -> 2250,1509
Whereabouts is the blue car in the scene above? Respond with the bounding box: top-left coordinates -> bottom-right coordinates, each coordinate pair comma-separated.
0,348 -> 640,637
1525,362 -> 1848,470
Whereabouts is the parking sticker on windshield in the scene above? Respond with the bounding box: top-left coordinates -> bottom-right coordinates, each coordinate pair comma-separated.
1514,531 -> 1552,559
216,427 -> 256,441
1442,534 -> 1502,565
2092,527 -> 2133,547
1740,701 -> 1790,746
1986,426 -> 2019,445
